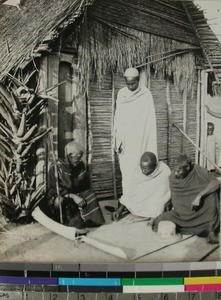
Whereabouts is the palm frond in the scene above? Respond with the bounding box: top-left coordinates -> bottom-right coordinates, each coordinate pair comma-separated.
0,150 -> 11,162
0,140 -> 12,153
0,122 -> 14,138
24,70 -> 37,85
0,104 -> 17,134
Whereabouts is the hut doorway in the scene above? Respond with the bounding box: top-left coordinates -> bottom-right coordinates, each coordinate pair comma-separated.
58,61 -> 74,159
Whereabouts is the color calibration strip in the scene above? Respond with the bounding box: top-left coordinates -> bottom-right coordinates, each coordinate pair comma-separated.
1,276 -> 221,292
0,262 -> 220,299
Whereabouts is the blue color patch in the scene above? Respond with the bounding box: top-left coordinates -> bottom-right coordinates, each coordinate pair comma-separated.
58,278 -> 121,286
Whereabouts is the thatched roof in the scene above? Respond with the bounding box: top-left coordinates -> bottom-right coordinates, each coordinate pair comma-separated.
0,0 -> 221,87
89,0 -> 199,45
183,1 -> 221,87
0,0 -> 92,80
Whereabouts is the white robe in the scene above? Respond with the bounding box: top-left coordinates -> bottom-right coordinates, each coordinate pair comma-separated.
120,162 -> 171,218
114,85 -> 158,194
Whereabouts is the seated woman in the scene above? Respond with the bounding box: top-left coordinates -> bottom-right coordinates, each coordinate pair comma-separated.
45,141 -> 105,229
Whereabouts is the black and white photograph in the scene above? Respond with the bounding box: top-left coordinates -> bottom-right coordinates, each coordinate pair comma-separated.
0,0 -> 220,263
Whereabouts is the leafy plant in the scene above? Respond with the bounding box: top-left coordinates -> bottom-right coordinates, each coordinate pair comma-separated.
0,72 -> 52,222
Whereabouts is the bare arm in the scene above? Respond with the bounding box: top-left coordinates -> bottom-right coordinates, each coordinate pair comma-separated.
191,178 -> 220,210
64,193 -> 86,207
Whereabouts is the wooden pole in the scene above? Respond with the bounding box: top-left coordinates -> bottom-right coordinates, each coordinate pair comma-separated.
183,90 -> 187,133
200,70 -> 208,167
49,130 -> 63,224
111,71 -> 118,200
135,49 -> 190,69
195,69 -> 201,164
166,79 -> 172,167
173,123 -> 221,173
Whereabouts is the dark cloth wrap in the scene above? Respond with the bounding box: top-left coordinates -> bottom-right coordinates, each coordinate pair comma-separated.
43,160 -> 105,228
153,165 -> 220,236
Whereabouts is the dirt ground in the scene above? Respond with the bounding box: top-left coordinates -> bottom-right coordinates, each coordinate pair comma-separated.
0,200 -> 219,264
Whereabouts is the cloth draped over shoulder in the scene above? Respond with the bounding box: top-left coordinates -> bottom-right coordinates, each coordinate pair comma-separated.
154,165 -> 220,235
114,86 -> 158,194
47,160 -> 105,226
120,161 -> 171,218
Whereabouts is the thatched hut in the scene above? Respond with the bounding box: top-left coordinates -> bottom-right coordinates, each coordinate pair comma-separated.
0,0 -> 221,211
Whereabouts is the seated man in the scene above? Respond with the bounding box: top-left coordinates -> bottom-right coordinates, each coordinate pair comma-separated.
45,140 -> 105,229
112,152 -> 171,221
152,153 -> 220,244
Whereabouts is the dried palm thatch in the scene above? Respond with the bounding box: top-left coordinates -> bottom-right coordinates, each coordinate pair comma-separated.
0,71 -> 54,222
0,0 -> 92,80
78,17 -> 197,96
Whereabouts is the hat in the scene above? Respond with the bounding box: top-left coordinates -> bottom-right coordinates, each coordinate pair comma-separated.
152,221 -> 182,243
124,68 -> 139,78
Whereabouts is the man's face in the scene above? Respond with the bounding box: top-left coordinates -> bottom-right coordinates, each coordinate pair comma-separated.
125,77 -> 139,92
140,160 -> 155,176
68,151 -> 83,166
174,163 -> 191,179
207,125 -> 214,136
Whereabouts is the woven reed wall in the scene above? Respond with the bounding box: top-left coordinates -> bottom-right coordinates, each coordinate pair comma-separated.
88,75 -> 115,198
149,75 -> 168,163
42,55 -> 197,199
88,71 -> 197,199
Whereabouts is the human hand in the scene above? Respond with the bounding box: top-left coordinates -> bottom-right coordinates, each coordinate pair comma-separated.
78,199 -> 87,208
164,199 -> 172,212
191,195 -> 201,211
54,196 -> 64,208
72,194 -> 87,207
112,210 -> 121,221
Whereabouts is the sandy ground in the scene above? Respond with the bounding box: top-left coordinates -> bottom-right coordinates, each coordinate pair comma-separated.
0,201 -> 219,264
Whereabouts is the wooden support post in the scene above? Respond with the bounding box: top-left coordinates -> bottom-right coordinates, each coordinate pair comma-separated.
111,71 -> 117,200
199,70 -> 208,167
195,69 -> 201,164
166,79 -> 172,167
183,90 -> 187,134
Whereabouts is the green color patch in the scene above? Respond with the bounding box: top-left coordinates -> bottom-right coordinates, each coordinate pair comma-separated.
122,278 -> 184,286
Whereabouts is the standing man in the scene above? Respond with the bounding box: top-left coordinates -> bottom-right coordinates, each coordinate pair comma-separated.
206,122 -> 221,171
114,68 -> 157,196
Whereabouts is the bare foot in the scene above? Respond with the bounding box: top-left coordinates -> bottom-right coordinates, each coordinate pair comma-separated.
207,231 -> 219,244
146,218 -> 155,227
76,228 -> 88,236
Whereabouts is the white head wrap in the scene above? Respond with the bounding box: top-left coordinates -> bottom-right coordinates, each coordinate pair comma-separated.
124,68 -> 139,78
64,140 -> 83,157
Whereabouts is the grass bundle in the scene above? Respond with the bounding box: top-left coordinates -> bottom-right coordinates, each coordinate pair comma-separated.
78,17 -> 197,97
